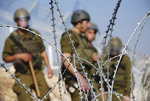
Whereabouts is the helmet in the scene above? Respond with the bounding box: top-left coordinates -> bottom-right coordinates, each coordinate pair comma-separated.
14,8 -> 30,21
110,37 -> 123,51
71,10 -> 90,25
88,22 -> 99,33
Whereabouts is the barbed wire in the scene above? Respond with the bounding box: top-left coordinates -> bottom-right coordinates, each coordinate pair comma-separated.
0,24 -> 86,101
136,56 -> 150,101
110,11 -> 150,101
97,91 -> 130,101
53,0 -> 97,100
49,0 -> 67,100
41,78 -> 61,101
130,14 -> 150,101
0,1 -> 149,100
0,12 -> 147,98
97,0 -> 122,100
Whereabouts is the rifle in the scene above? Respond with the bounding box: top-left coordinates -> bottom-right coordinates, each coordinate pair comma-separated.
10,34 -> 41,97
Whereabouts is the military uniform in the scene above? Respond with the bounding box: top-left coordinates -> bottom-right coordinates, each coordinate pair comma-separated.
61,30 -> 95,101
2,29 -> 50,101
103,54 -> 131,101
87,44 -> 103,101
61,29 -> 103,101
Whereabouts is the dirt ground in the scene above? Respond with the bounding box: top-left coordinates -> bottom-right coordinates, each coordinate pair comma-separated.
0,66 -> 71,101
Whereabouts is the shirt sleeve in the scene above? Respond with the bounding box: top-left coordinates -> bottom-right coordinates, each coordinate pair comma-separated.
37,36 -> 45,53
2,38 -> 14,60
61,32 -> 74,53
33,30 -> 45,53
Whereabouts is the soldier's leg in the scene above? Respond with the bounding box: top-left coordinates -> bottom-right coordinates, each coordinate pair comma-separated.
72,89 -> 86,101
112,89 -> 124,101
66,79 -> 88,101
36,70 -> 50,101
92,82 -> 103,101
13,72 -> 33,101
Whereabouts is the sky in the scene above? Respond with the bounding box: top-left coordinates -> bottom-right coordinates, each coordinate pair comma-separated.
39,0 -> 150,55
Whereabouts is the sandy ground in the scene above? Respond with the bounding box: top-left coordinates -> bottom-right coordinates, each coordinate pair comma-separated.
0,66 -> 71,101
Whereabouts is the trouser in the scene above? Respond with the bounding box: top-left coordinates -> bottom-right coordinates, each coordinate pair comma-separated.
106,89 -> 129,101
65,78 -> 86,101
65,77 -> 103,101
89,69 -> 103,101
92,82 -> 103,101
13,69 -> 50,101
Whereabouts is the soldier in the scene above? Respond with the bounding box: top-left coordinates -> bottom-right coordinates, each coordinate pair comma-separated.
84,22 -> 105,101
103,37 -> 131,101
60,10 -> 92,101
2,8 -> 53,101
84,22 -> 99,65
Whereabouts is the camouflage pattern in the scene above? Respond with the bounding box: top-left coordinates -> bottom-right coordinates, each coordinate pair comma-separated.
2,29 -> 50,101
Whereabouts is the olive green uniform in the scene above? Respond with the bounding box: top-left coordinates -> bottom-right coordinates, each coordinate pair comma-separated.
2,29 -> 50,101
103,54 -> 131,101
61,30 -> 103,101
61,30 -> 93,101
86,44 -> 103,101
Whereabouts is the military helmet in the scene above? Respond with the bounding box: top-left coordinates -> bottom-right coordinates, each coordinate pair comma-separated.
71,10 -> 90,25
14,8 -> 30,21
88,22 -> 99,33
110,37 -> 123,51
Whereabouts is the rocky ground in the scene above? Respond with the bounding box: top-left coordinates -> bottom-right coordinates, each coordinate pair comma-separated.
0,66 -> 71,101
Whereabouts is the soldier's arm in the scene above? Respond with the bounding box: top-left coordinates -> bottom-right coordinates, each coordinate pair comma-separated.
41,50 -> 53,78
4,53 -> 32,63
3,38 -> 31,63
62,52 -> 89,91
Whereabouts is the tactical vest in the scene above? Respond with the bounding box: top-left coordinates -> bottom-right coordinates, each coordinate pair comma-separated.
10,30 -> 42,72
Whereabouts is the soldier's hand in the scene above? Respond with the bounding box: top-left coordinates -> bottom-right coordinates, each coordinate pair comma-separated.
48,67 -> 53,79
123,95 -> 130,101
92,53 -> 99,62
17,53 -> 32,62
79,75 -> 89,92
103,90 -> 107,100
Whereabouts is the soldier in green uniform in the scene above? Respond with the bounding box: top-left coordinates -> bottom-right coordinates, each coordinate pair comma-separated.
84,22 -> 99,66
103,37 -> 131,101
2,8 -> 53,101
84,22 -> 105,101
60,10 -> 93,101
